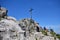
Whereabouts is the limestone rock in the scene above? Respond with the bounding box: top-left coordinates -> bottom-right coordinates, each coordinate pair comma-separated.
0,17 -> 24,40
0,7 -> 8,18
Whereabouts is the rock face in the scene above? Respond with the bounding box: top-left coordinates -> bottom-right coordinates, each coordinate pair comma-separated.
0,7 -> 8,19
18,18 -> 41,32
0,17 -> 59,40
18,18 -> 59,40
0,17 -> 24,40
0,7 -> 59,40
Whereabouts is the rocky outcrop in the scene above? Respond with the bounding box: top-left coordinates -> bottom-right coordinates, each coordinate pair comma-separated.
0,16 -> 59,40
0,7 -> 59,40
18,18 -> 59,40
0,7 -> 8,19
0,17 -> 24,40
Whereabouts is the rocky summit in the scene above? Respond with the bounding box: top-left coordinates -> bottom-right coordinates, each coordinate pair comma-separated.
0,7 -> 60,40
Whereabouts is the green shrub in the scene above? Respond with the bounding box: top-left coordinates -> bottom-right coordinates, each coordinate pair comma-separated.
36,38 -> 38,40
41,30 -> 48,36
50,32 -> 56,37
56,34 -> 60,39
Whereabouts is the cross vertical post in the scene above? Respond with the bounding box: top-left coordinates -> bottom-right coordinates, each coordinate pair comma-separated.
28,8 -> 34,34
0,5 -> 1,20
0,5 -> 1,10
29,8 -> 33,19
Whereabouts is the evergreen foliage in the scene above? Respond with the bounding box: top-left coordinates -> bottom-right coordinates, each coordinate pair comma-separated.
56,34 -> 60,39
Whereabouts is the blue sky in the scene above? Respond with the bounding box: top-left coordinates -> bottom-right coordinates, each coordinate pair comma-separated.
0,0 -> 60,34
